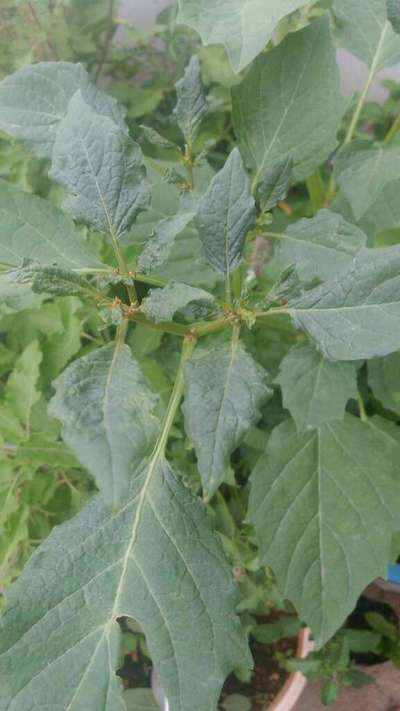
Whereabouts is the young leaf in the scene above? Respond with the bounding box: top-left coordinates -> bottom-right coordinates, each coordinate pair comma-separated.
0,461 -> 251,711
177,0 -> 317,73
334,144 -> 400,221
333,0 -> 400,71
232,17 -> 347,185
13,263 -> 94,297
248,415 -> 400,646
174,55 -> 207,145
183,337 -> 271,498
5,340 -> 42,434
50,92 -> 150,238
388,0 -> 400,33
141,282 -> 216,323
272,210 -> 367,281
256,156 -> 293,212
275,343 -> 358,430
0,62 -> 126,158
195,148 -> 255,274
289,246 -> 400,360
0,179 -> 101,269
369,352 -> 400,415
138,211 -> 197,273
49,342 -> 159,509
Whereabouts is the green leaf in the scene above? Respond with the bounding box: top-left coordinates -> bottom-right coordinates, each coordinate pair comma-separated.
333,0 -> 400,71
40,297 -> 84,384
183,336 -> 272,499
141,282 -> 216,323
0,179 -> 100,269
177,0 -> 317,73
124,689 -> 159,711
221,694 -> 252,711
368,352 -> 400,415
50,91 -> 150,238
334,144 -> 400,221
275,343 -> 358,430
195,148 -> 255,274
0,459 -> 251,711
289,246 -> 400,360
232,17 -> 347,185
49,342 -> 159,509
248,415 -> 400,646
174,55 -> 207,145
138,211 -> 197,273
0,271 -> 42,314
12,263 -> 94,297
321,680 -> 339,706
256,155 -> 293,212
272,209 -> 367,282
388,0 -> 400,33
5,340 -> 42,434
0,61 -> 126,158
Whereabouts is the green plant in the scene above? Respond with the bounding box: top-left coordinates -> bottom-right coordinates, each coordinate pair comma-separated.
1,0 -> 400,709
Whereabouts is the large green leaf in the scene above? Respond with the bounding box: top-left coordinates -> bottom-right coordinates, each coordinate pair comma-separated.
50,92 -> 150,238
124,689 -> 159,711
0,459 -> 251,710
387,0 -> 400,33
49,342 -> 159,509
174,55 -> 207,145
138,211 -> 197,273
289,246 -> 400,360
272,209 -> 366,281
333,0 -> 400,71
0,62 -> 126,158
248,415 -> 400,646
368,352 -> 400,415
275,343 -> 358,430
195,148 -> 255,274
177,0 -> 317,73
232,17 -> 347,184
0,179 -> 100,269
183,337 -> 271,499
334,144 -> 400,221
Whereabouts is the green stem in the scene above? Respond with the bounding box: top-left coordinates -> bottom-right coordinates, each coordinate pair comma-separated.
225,273 -> 232,306
110,233 -> 138,305
254,307 -> 291,319
184,141 -> 194,190
306,170 -> 325,213
344,26 -> 389,146
116,318 -> 129,345
384,114 -> 400,144
231,268 -> 242,302
358,393 -> 367,422
155,336 -> 196,457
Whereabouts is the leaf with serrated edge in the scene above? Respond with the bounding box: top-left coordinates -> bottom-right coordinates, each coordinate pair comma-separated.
174,55 -> 207,145
183,337 -> 272,499
232,17 -> 347,184
248,415 -> 400,646
0,62 -> 126,158
141,282 -> 215,323
177,0 -> 317,73
275,343 -> 358,431
49,343 -> 159,509
369,352 -> 400,415
0,458 -> 251,711
272,210 -> 366,282
138,211 -> 196,272
195,148 -> 255,274
0,179 -> 101,269
289,246 -> 400,360
333,0 -> 400,71
50,92 -> 150,238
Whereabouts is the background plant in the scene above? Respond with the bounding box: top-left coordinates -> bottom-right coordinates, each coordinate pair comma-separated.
1,1 -> 400,710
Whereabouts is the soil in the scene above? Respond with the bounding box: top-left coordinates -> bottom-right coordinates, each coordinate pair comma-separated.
220,635 -> 297,710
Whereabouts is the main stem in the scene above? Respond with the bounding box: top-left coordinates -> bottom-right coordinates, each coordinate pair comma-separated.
110,232 -> 138,305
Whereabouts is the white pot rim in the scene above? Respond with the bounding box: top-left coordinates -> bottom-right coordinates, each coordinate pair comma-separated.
267,627 -> 314,711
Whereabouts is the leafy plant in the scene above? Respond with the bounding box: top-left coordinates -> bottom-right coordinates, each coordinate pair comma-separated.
1,1 -> 400,710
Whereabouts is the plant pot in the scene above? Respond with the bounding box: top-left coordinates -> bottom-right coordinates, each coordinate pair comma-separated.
151,628 -> 313,711
267,627 -> 313,711
374,564 -> 400,594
